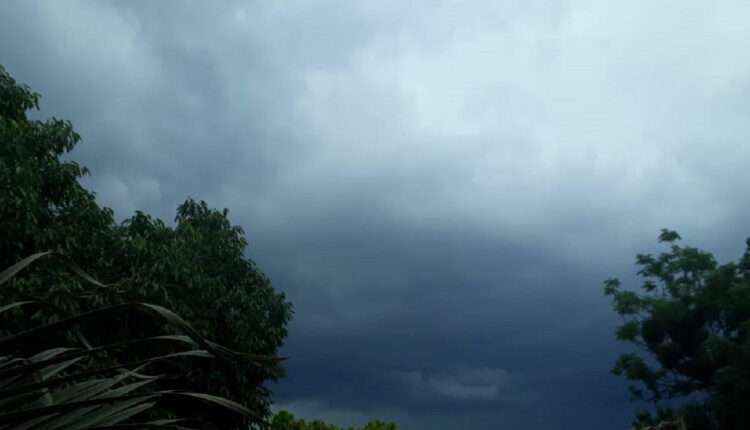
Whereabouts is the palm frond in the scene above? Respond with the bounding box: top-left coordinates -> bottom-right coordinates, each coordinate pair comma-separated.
0,254 -> 275,429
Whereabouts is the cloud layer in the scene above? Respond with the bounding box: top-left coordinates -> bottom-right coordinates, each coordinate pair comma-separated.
2,1 -> 750,429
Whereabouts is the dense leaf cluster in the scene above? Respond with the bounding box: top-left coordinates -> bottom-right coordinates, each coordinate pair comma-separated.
605,229 -> 750,429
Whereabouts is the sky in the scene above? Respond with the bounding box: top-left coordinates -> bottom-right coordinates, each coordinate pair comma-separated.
2,1 -> 750,429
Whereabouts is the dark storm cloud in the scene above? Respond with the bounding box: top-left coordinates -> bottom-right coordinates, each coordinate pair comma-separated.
259,218 -> 641,429
3,1 -> 750,429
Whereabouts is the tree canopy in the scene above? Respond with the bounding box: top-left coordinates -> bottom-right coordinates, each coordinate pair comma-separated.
0,64 -> 293,428
605,229 -> 750,429
271,410 -> 404,430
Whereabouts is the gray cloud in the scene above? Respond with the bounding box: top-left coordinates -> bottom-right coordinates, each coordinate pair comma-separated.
396,365 -> 530,402
2,1 -> 750,429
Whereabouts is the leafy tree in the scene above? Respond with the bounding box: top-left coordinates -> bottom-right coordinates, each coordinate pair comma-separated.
0,64 -> 293,428
271,410 -> 404,430
96,201 -> 293,428
360,420 -> 400,430
605,229 -> 750,429
0,65 -> 117,320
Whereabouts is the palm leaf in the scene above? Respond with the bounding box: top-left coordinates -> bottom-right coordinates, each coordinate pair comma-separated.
0,254 -> 278,429
0,252 -> 52,286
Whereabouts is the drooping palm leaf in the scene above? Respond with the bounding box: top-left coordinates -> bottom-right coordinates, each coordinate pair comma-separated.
0,254 -> 277,429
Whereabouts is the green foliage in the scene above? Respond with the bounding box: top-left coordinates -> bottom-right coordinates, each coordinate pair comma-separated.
0,64 -> 39,121
1,253 -> 276,429
605,229 -> 750,429
270,410 -> 404,430
0,64 -> 117,323
95,201 -> 293,427
0,64 -> 292,428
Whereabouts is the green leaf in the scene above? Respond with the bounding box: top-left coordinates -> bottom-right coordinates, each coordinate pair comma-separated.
0,252 -> 52,285
0,302 -> 39,315
658,229 -> 681,243
615,321 -> 639,342
66,262 -> 109,289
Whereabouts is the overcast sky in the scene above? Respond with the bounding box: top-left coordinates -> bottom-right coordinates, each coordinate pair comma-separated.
3,1 -> 750,429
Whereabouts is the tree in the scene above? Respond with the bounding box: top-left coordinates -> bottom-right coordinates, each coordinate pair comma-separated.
0,64 -> 293,428
97,201 -> 293,428
271,410 -> 405,430
0,64 -> 117,320
604,229 -> 750,429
